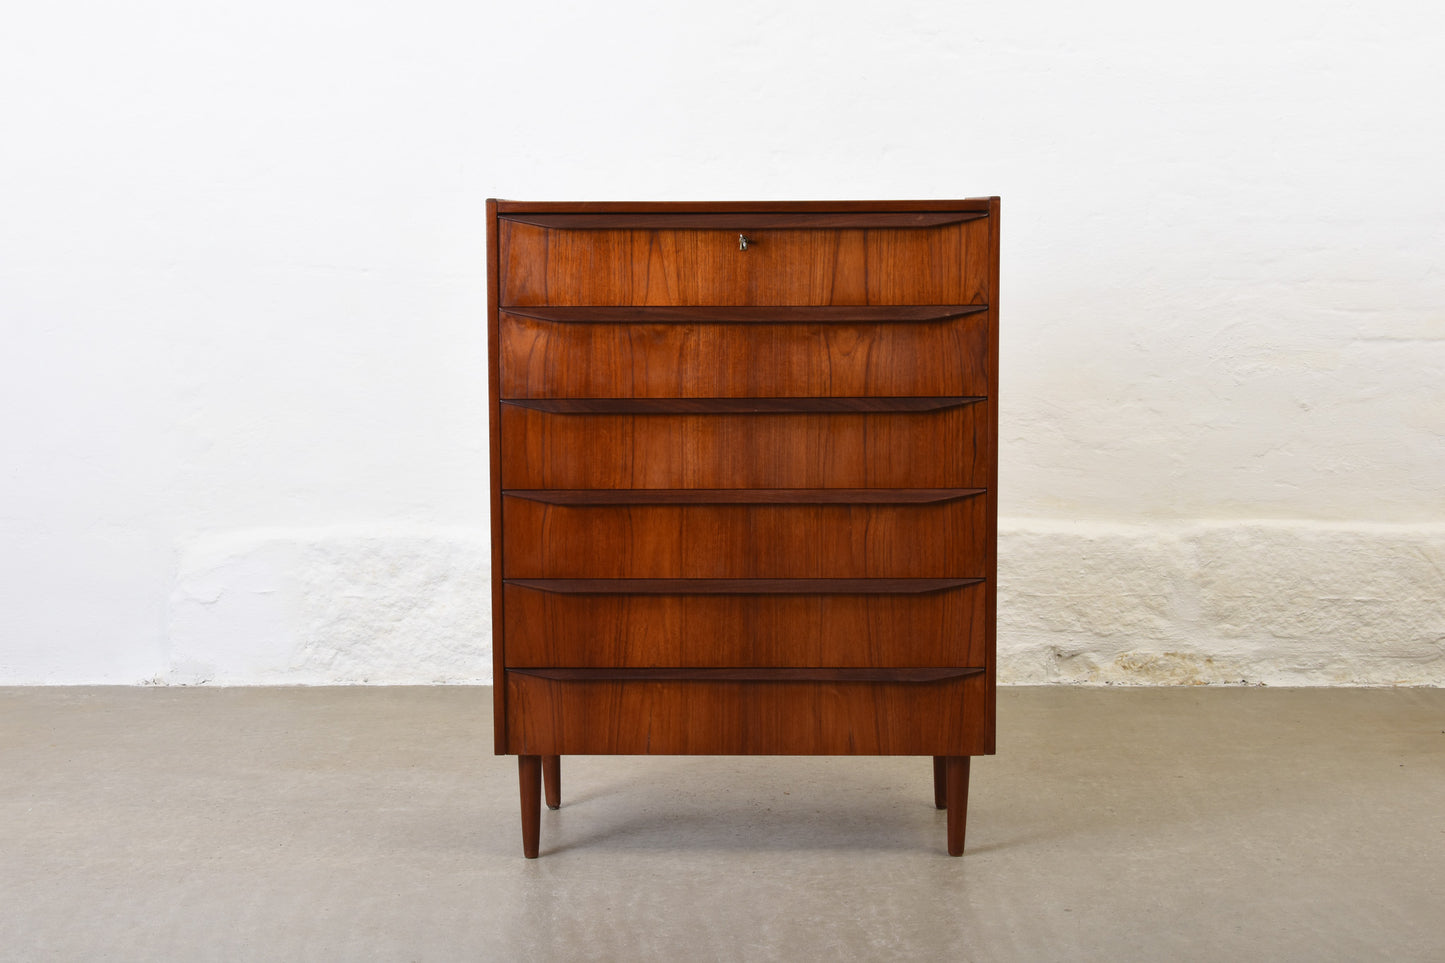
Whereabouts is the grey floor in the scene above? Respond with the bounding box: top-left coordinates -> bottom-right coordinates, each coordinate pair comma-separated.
1,687 -> 1442,961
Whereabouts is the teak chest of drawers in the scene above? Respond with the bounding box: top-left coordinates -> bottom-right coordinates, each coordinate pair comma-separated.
487,198 -> 1000,857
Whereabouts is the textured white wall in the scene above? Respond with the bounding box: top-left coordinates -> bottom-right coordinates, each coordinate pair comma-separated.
2,1 -> 1441,684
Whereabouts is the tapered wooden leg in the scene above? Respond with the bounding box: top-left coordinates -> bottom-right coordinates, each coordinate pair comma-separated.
946,756 -> 971,857
518,755 -> 541,858
542,755 -> 561,810
932,756 -> 947,809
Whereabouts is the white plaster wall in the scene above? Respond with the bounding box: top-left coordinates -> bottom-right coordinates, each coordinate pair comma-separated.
2,1 -> 1441,684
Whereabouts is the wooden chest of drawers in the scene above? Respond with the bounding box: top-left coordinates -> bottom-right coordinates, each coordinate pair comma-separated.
487,198 -> 999,857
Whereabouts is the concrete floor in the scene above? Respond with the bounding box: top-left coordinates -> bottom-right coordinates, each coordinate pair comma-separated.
1,687 -> 1441,961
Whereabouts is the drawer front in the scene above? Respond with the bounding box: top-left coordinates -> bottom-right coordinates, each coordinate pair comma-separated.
498,401 -> 989,489
503,579 -> 987,668
499,217 -> 991,306
499,307 -> 988,398
505,671 -> 992,755
501,495 -> 987,578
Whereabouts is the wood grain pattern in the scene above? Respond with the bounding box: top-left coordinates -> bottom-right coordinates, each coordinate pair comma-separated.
500,310 -> 988,398
500,212 -> 986,229
503,305 -> 987,324
503,397 -> 978,414
505,489 -> 984,505
506,577 -> 982,594
499,220 -> 990,306
505,672 -> 993,756
503,578 -> 987,668
498,403 -> 990,489
511,668 -> 983,682
501,496 -> 987,579
495,199 -> 994,214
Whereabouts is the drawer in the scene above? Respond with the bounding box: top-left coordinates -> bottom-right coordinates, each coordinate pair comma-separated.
499,306 -> 989,398
498,212 -> 991,306
503,577 -> 987,668
500,490 -> 987,579
504,670 -> 992,755
498,398 -> 989,489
